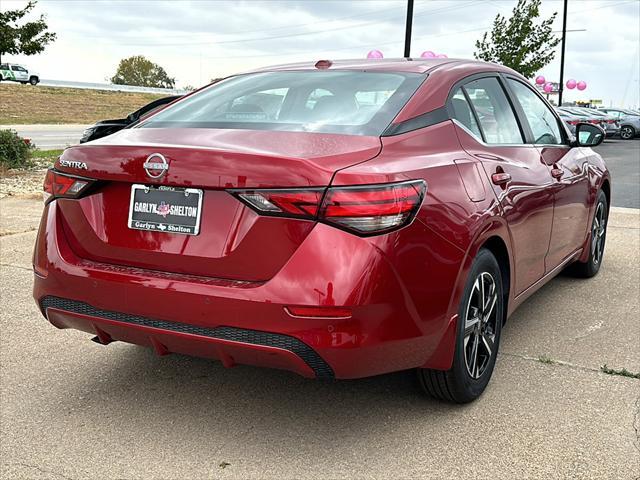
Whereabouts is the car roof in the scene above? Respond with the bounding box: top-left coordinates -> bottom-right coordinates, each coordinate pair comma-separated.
247,58 -> 511,75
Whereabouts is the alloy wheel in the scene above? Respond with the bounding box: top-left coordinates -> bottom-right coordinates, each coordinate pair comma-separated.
620,127 -> 634,140
591,201 -> 606,265
463,272 -> 499,379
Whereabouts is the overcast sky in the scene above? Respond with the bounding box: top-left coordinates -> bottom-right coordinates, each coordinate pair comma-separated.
2,0 -> 639,107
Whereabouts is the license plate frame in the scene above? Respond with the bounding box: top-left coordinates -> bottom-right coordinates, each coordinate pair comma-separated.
127,184 -> 203,235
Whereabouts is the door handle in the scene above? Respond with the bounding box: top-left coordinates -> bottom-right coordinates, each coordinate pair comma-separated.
491,172 -> 511,186
551,167 -> 564,179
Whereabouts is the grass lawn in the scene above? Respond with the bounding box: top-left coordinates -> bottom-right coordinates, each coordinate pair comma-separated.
0,83 -> 165,125
33,149 -> 64,163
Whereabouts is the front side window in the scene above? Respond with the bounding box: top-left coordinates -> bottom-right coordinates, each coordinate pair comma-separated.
142,71 -> 424,136
463,77 -> 523,144
507,79 -> 563,145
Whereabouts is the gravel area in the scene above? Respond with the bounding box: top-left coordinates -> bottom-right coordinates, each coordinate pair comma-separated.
0,156 -> 55,199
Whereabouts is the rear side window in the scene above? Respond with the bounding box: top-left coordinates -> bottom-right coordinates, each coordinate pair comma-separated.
141,71 -> 424,136
463,77 -> 523,144
507,79 -> 563,145
450,88 -> 482,138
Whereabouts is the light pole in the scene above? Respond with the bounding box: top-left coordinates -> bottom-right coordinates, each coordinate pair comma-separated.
404,0 -> 414,58
558,0 -> 568,106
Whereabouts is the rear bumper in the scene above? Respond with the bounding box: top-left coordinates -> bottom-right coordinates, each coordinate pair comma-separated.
41,296 -> 332,378
33,201 -> 462,379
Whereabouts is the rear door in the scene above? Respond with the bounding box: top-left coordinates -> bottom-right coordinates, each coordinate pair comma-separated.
451,75 -> 555,295
504,77 -> 590,271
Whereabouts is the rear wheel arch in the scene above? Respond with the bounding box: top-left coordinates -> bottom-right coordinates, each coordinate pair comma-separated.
481,236 -> 511,324
447,218 -> 513,327
600,178 -> 611,209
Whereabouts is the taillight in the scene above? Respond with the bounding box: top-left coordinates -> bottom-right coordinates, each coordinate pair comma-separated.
321,181 -> 426,235
589,119 -> 600,125
568,120 -> 579,125
231,180 -> 426,236
234,189 -> 324,218
43,169 -> 94,204
607,119 -> 616,124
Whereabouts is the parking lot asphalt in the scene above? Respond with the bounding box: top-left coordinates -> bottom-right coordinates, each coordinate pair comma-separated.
1,198 -> 638,479
595,138 -> 640,209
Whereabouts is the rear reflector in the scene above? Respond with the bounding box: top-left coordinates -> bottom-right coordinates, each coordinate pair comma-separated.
232,180 -> 426,236
285,306 -> 352,319
43,169 -> 95,204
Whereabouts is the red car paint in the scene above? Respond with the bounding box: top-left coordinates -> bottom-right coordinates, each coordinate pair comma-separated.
33,58 -> 610,380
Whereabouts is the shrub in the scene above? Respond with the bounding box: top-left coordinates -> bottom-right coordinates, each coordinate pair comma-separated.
0,129 -> 34,169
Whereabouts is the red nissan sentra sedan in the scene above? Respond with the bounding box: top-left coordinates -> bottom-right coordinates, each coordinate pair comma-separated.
33,59 -> 610,402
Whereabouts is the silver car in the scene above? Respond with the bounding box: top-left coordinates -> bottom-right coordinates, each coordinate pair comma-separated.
559,107 -> 607,131
573,107 -> 620,138
555,109 -> 584,135
598,108 -> 640,140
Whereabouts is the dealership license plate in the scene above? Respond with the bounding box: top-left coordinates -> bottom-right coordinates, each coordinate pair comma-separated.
128,184 -> 203,235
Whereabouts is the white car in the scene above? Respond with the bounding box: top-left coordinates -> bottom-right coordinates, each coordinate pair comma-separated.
0,63 -> 40,85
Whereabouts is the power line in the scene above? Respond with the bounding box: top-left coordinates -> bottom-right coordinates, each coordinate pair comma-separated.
83,0 -> 483,47
200,24 -> 496,60
72,3 -> 407,39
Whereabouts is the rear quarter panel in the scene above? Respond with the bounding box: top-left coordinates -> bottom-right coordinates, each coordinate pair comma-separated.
332,120 -> 512,369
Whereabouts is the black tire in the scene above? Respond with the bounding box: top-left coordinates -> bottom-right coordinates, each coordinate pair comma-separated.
20,81 -> 27,85
418,248 -> 504,403
29,76 -> 38,85
620,126 -> 635,140
566,190 -> 608,278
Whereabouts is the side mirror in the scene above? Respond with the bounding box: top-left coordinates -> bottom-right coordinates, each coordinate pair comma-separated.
575,123 -> 605,147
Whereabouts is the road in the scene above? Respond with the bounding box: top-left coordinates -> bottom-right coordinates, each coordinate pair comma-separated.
7,124 -> 88,150
595,138 -> 640,209
0,198 -> 638,479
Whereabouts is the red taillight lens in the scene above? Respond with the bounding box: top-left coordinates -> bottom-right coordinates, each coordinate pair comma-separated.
568,120 -> 579,125
321,180 -> 426,235
43,169 -> 94,204
607,119 -> 616,124
232,180 -> 426,236
589,119 -> 600,125
234,189 -> 324,218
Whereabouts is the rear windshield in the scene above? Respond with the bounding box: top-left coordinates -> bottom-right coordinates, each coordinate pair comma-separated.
140,71 -> 424,136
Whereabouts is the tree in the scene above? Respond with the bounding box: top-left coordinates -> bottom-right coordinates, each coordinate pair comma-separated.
0,1 -> 56,56
111,56 -> 175,88
474,0 -> 560,78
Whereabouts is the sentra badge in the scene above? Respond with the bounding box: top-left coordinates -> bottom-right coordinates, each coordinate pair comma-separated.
59,159 -> 88,170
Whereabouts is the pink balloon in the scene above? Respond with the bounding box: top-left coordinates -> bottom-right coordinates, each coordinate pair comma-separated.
367,49 -> 383,59
535,75 -> 546,85
543,83 -> 553,93
577,81 -> 587,91
420,50 -> 436,58
436,54 -> 448,58
566,79 -> 577,89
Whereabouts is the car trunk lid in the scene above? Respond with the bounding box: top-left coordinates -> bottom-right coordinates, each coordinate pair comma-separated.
54,128 -> 381,281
